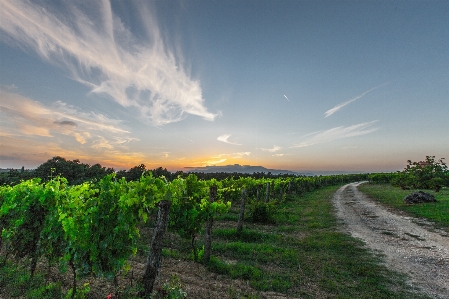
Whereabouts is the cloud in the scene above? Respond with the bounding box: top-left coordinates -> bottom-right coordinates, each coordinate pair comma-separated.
201,158 -> 227,166
233,152 -> 251,158
0,130 -> 145,169
291,121 -> 379,148
324,83 -> 388,118
54,120 -> 77,127
73,132 -> 90,144
212,152 -> 250,159
0,90 -> 135,152
0,0 -> 216,125
259,145 -> 282,153
92,136 -> 114,150
217,134 -> 241,145
0,90 -> 128,135
1,84 -> 17,91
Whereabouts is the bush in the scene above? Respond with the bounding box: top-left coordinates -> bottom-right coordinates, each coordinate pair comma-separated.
249,202 -> 277,223
392,156 -> 448,192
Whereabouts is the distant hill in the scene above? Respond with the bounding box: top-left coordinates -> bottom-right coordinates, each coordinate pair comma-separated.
185,164 -> 312,176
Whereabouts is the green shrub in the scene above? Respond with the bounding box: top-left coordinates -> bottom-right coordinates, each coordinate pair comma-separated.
392,156 -> 448,192
249,202 -> 277,223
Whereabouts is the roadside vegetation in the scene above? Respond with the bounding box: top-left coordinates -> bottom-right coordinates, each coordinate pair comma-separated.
363,155 -> 449,230
359,184 -> 449,229
390,156 -> 449,192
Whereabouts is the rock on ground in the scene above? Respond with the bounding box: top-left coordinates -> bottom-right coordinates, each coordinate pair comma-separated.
404,191 -> 437,204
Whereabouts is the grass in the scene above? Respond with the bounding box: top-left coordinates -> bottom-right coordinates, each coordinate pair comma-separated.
0,260 -> 63,299
358,183 -> 449,229
206,185 -> 431,298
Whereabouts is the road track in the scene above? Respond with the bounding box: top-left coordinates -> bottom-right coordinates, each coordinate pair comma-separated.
333,182 -> 449,299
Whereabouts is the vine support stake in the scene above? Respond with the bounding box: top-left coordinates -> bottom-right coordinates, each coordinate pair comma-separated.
203,185 -> 217,264
265,182 -> 270,203
237,188 -> 247,234
140,200 -> 172,298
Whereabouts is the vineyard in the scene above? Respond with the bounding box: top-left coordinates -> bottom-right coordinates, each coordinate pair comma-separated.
0,170 -> 373,298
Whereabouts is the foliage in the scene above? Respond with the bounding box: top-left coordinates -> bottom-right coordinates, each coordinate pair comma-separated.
392,156 -> 449,191
155,275 -> 187,299
368,172 -> 396,184
1,169 -> 432,298
0,167 -> 35,186
64,283 -> 90,299
0,177 -> 67,276
34,156 -> 114,185
169,175 -> 230,261
249,201 -> 277,223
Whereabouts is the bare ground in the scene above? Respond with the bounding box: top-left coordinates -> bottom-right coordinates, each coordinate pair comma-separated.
333,182 -> 449,299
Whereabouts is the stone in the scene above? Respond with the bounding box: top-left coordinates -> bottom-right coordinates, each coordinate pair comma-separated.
403,191 -> 437,204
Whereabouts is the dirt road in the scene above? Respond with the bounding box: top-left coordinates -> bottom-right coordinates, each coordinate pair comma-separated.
333,182 -> 449,299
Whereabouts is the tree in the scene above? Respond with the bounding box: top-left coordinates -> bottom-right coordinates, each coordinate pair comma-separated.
392,156 -> 448,191
35,157 -> 113,185
117,164 -> 147,181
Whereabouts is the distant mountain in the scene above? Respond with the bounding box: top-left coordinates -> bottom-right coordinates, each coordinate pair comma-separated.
185,164 -> 312,176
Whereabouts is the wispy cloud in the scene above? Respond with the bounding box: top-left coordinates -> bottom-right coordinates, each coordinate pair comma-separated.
212,152 -> 250,159
217,134 -> 241,145
0,0 -> 216,125
324,83 -> 388,118
0,90 -> 134,152
201,158 -> 227,166
259,145 -> 282,153
0,126 -> 145,170
233,152 -> 251,158
291,121 -> 379,148
194,151 -> 251,167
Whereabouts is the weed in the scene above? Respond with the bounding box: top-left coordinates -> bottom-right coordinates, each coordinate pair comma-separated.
154,275 -> 187,299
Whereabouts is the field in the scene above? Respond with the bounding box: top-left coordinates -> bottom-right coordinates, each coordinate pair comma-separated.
1,182 -> 436,299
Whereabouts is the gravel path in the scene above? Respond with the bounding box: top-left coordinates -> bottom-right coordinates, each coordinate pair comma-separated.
333,182 -> 449,299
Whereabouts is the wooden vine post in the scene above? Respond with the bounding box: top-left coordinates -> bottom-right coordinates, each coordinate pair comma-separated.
265,182 -> 270,203
203,185 -> 217,264
140,200 -> 172,297
237,188 -> 247,234
279,183 -> 284,200
256,184 -> 261,201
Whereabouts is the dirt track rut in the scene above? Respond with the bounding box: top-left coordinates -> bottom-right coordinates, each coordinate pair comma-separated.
333,182 -> 449,299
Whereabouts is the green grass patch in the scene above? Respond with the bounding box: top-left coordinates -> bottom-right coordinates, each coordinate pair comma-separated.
359,184 -> 449,229
0,260 -> 63,299
209,185 -> 432,298
213,228 -> 280,243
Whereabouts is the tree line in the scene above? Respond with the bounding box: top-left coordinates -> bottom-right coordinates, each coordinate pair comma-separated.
1,156 -> 320,186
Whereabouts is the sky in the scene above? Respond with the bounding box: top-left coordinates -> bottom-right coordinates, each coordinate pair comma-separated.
0,0 -> 448,173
